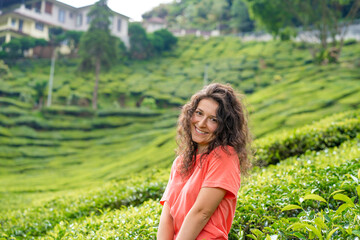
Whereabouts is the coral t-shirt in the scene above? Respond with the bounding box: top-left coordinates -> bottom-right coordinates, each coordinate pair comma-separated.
160,146 -> 241,240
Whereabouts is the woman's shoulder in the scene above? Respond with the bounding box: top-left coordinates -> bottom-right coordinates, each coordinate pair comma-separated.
212,145 -> 237,157
207,145 -> 241,172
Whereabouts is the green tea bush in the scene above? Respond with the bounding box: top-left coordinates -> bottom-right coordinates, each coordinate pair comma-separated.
46,200 -> 161,239
42,105 -> 95,117
0,106 -> 27,117
254,110 -> 360,166
0,97 -> 32,109
32,124 -> 359,240
0,170 -> 168,238
97,108 -> 162,117
230,137 -> 360,239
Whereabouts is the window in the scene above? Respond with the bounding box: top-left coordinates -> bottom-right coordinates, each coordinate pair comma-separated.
0,37 -> 6,46
45,1 -> 53,14
69,13 -> 73,19
35,22 -> 44,31
58,9 -> 65,23
18,19 -> 23,31
86,15 -> 91,24
76,14 -> 82,26
34,1 -> 41,13
11,18 -> 16,26
117,18 -> 122,32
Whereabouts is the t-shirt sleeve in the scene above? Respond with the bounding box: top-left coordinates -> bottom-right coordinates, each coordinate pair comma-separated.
160,157 -> 178,205
202,147 -> 241,199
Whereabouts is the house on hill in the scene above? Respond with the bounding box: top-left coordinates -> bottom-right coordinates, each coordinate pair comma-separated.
142,17 -> 166,33
0,0 -> 129,48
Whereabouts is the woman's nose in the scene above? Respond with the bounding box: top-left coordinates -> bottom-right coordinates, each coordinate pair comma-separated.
198,117 -> 207,127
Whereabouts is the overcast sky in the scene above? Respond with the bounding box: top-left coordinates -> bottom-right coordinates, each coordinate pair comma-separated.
57,0 -> 174,21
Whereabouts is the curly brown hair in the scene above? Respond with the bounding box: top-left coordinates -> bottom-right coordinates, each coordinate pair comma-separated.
176,83 -> 252,177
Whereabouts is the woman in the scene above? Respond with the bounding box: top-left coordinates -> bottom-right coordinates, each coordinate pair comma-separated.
157,83 -> 252,240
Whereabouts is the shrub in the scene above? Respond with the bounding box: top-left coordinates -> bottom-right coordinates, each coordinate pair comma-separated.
254,110 -> 360,166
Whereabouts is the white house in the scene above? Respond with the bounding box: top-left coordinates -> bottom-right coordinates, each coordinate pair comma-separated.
0,0 -> 129,47
142,17 -> 167,33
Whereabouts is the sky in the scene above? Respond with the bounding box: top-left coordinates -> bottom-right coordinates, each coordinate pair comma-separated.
57,0 -> 174,22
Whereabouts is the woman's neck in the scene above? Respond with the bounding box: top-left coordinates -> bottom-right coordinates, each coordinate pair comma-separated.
197,145 -> 208,155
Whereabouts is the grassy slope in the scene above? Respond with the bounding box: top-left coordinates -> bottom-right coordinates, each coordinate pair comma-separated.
0,37 -> 359,213
2,112 -> 358,239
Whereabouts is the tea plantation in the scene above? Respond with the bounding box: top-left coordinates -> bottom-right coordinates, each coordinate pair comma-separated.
0,36 -> 359,239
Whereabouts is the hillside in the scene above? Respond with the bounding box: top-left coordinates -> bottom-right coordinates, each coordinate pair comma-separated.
1,110 -> 359,239
0,37 -> 360,238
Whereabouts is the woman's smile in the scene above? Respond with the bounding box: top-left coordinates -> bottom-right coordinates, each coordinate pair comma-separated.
194,126 -> 208,134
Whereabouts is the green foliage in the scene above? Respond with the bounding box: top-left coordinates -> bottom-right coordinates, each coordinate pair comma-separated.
149,29 -> 178,53
143,0 -> 253,33
3,38 -> 22,58
279,27 -> 297,41
49,27 -> 66,45
243,0 -> 360,63
0,60 -> 12,79
34,38 -> 48,46
128,23 -> 153,60
78,0 -> 118,110
31,79 -> 47,109
0,170 -> 168,238
254,110 -> 360,166
230,0 -> 255,32
79,0 -> 117,71
1,37 -> 360,239
250,173 -> 360,239
231,137 -> 360,239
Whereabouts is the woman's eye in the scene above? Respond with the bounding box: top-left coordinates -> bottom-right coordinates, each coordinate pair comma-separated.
195,111 -> 202,116
211,118 -> 218,123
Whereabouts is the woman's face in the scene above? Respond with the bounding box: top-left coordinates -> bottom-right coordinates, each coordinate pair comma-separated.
190,98 -> 219,153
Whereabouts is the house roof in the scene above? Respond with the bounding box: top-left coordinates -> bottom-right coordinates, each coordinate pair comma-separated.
77,4 -> 130,19
144,17 -> 166,24
0,0 -> 130,20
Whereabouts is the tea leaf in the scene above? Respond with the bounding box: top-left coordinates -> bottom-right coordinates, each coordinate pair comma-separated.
335,203 -> 351,215
292,232 -> 307,239
314,217 -> 328,230
333,194 -> 354,206
281,204 -> 302,212
329,190 -> 344,198
353,230 -> 360,237
246,234 -> 258,240
250,228 -> 263,237
303,194 -> 327,203
326,228 -> 339,240
288,223 -> 323,240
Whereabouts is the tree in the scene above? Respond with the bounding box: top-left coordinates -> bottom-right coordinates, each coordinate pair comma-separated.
2,38 -> 22,59
0,0 -> 34,11
149,29 -> 178,53
128,23 -> 152,60
230,0 -> 255,33
32,79 -> 47,109
65,30 -> 83,56
19,37 -> 35,56
78,0 -> 117,110
244,0 -> 360,63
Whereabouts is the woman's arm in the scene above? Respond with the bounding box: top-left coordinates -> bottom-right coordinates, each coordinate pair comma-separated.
176,187 -> 226,240
157,202 -> 174,240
